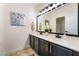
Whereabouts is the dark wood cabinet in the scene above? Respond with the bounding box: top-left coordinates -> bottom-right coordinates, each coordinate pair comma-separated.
72,51 -> 79,56
33,37 -> 39,53
29,35 -> 39,53
50,43 -> 72,56
29,35 -> 79,56
38,39 -> 50,56
29,35 -> 34,49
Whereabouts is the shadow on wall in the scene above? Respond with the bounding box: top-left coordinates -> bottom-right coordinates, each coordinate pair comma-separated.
24,36 -> 30,49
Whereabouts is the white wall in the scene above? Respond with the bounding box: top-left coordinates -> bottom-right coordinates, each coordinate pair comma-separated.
2,3 -> 37,53
38,3 -> 78,35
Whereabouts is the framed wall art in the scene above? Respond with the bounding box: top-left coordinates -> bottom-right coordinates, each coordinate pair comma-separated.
10,12 -> 25,26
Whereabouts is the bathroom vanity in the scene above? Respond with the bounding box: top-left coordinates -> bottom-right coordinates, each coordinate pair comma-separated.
29,32 -> 79,56
29,3 -> 79,56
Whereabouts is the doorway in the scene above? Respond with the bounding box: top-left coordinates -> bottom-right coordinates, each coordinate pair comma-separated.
56,16 -> 65,33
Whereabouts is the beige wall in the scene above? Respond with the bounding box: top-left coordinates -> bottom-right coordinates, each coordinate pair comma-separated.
0,4 -> 5,53
0,3 -> 37,53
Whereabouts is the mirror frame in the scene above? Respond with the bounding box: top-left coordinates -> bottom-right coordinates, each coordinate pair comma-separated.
36,3 -> 79,37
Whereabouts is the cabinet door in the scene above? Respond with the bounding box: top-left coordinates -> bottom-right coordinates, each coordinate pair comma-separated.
72,51 -> 79,56
33,37 -> 38,53
29,35 -> 34,49
38,39 -> 50,56
50,43 -> 72,56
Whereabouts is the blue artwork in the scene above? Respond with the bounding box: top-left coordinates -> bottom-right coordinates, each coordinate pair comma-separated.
10,12 -> 25,26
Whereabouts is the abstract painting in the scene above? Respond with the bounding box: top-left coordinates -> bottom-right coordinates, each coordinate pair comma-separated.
10,12 -> 25,26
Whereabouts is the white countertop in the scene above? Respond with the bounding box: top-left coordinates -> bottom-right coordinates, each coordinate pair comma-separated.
30,31 -> 79,52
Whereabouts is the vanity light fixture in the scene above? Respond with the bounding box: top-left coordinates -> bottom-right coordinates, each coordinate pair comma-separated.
38,12 -> 42,16
54,3 -> 57,4
42,9 -> 45,11
38,3 -> 66,16
52,7 -> 55,10
49,3 -> 53,7
45,6 -> 48,9
63,3 -> 66,5
57,4 -> 62,7
48,10 -> 51,12
61,3 -> 66,6
39,10 -> 42,13
45,11 -> 47,13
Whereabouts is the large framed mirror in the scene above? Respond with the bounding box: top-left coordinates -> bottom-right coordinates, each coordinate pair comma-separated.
36,3 -> 79,37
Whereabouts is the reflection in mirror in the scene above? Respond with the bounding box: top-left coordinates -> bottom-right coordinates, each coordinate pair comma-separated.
56,16 -> 65,33
37,3 -> 78,36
